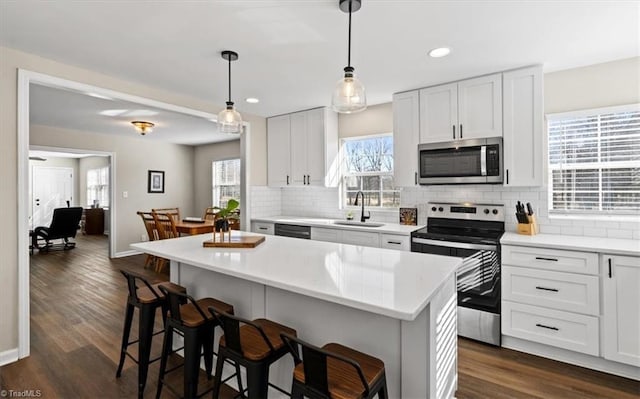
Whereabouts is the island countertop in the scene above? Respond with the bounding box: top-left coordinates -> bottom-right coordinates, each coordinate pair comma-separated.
131,231 -> 459,321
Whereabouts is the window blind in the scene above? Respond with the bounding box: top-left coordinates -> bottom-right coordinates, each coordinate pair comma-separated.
547,105 -> 640,214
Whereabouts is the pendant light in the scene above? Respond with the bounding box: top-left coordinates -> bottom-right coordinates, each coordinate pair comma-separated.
332,0 -> 366,114
218,50 -> 243,134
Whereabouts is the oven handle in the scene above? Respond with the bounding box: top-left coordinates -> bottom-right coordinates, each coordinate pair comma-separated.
412,237 -> 497,252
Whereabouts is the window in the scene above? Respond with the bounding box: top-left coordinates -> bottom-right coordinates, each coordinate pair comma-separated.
342,135 -> 399,208
212,158 -> 241,208
87,166 -> 109,207
547,104 -> 640,215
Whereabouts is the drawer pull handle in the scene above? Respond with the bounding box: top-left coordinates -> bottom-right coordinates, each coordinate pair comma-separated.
608,258 -> 612,278
535,257 -> 558,262
535,286 -> 559,292
387,241 -> 402,245
536,323 -> 559,331
258,227 -> 268,230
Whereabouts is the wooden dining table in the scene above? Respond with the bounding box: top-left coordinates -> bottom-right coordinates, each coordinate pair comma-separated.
174,220 -> 216,235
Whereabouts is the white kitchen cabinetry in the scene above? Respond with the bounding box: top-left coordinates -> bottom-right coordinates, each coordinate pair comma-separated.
503,66 -> 543,186
310,227 -> 381,249
310,227 -> 342,243
380,234 -> 410,251
501,245 -> 600,355
603,254 -> 640,367
419,74 -> 502,143
267,107 -> 338,188
392,90 -> 420,187
251,222 -> 274,235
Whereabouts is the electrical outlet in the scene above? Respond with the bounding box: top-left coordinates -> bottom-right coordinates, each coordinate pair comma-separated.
123,191 -> 128,198
141,234 -> 148,242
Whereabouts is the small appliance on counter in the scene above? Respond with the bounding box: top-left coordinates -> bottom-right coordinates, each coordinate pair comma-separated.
411,202 -> 505,346
515,201 -> 538,235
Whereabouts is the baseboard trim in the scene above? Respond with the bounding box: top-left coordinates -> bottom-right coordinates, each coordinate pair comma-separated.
113,249 -> 142,258
0,348 -> 19,366
502,335 -> 640,381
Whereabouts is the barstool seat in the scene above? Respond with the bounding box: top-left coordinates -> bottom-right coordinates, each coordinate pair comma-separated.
219,318 -> 297,361
136,282 -> 185,304
180,298 -> 234,327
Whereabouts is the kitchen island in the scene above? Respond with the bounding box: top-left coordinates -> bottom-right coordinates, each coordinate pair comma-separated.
131,231 -> 460,399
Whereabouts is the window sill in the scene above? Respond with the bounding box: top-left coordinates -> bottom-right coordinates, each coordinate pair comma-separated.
549,213 -> 640,223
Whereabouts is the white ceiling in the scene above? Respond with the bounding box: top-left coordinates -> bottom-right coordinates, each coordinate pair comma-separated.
1,1 -> 638,117
30,84 -> 239,146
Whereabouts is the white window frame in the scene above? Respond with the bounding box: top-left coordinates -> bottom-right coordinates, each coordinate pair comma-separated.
340,133 -> 400,210
86,166 -> 109,207
212,158 -> 241,208
546,103 -> 640,216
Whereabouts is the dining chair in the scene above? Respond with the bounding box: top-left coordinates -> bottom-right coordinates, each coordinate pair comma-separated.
151,212 -> 179,272
203,207 -> 219,221
151,207 -> 180,223
136,211 -> 160,269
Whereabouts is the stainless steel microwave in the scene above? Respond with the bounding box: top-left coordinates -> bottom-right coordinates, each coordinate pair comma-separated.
418,138 -> 503,185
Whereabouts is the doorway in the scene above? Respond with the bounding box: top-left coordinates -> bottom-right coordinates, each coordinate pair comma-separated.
30,166 -> 73,229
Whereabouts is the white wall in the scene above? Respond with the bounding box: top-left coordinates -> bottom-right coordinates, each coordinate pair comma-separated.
193,139 -> 241,216
269,57 -> 640,239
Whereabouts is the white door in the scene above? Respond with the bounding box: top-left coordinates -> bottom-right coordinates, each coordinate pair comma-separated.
267,114 -> 291,187
393,90 -> 420,187
289,111 -> 308,186
31,166 -> 73,228
603,254 -> 640,367
419,83 -> 458,143
457,73 -> 503,139
305,108 -> 326,186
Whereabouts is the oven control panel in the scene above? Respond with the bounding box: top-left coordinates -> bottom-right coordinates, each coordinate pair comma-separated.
427,202 -> 505,222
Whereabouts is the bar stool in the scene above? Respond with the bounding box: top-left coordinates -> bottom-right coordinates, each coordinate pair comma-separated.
115,270 -> 186,399
208,307 -> 298,399
280,333 -> 388,399
156,285 -> 235,399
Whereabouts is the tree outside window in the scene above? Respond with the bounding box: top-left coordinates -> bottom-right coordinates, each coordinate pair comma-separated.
212,159 -> 241,208
342,135 -> 399,208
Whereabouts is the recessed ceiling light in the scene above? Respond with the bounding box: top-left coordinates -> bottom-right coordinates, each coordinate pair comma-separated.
245,98 -> 259,104
428,47 -> 451,58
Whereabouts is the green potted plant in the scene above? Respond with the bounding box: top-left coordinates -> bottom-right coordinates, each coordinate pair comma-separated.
213,199 -> 239,232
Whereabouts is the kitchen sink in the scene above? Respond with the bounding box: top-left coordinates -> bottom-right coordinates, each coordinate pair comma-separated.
332,221 -> 385,228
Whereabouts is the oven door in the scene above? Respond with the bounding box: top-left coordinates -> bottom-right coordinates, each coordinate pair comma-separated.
412,238 -> 500,314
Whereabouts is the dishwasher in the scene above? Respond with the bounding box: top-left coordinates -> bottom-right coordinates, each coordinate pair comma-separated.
274,223 -> 311,239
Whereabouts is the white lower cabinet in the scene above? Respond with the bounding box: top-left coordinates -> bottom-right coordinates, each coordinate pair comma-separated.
603,254 -> 640,367
310,227 -> 401,249
341,230 -> 380,248
251,222 -> 274,235
380,234 -> 410,251
310,227 -> 342,243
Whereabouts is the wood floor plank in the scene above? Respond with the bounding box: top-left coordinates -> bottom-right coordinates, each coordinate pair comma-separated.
1,234 -> 638,398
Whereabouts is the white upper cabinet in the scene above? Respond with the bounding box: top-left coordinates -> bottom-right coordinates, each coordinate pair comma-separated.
393,90 -> 420,187
267,114 -> 291,187
419,83 -> 457,143
603,254 -> 640,367
267,107 -> 338,188
503,66 -> 543,187
419,74 -> 502,143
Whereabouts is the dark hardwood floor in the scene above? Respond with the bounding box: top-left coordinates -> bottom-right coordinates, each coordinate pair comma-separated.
1,234 -> 638,398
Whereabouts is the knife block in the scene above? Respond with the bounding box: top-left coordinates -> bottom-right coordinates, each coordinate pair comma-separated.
517,215 -> 539,235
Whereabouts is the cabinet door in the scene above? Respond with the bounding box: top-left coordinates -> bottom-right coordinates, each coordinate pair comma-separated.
289,111 -> 307,186
341,231 -> 380,248
457,73 -> 502,139
380,233 -> 410,251
305,108 -> 326,186
393,90 -> 420,187
603,255 -> 640,367
419,83 -> 458,143
267,114 -> 291,187
503,66 -> 543,186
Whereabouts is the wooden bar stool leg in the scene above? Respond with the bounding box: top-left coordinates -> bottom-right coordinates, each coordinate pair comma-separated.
115,303 -> 135,378
246,363 -> 269,399
137,304 -> 157,399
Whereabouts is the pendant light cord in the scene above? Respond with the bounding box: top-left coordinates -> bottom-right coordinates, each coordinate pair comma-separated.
228,56 -> 232,103
347,0 -> 352,68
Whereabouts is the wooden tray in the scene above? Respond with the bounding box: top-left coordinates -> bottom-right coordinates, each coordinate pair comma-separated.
202,235 -> 265,248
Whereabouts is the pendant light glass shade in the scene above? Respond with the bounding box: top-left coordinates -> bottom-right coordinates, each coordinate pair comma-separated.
218,101 -> 243,134
218,50 -> 242,134
332,67 -> 366,113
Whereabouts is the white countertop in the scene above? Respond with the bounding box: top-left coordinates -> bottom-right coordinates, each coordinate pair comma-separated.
501,232 -> 640,256
251,215 -> 421,235
131,231 -> 459,321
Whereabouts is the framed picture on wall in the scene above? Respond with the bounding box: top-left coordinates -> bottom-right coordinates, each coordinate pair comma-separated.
148,170 -> 165,193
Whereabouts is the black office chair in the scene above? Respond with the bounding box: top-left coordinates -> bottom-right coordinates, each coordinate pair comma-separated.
32,207 -> 83,251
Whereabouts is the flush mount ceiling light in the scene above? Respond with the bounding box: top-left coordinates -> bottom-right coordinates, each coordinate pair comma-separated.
332,0 -> 366,114
131,121 -> 154,135
218,50 -> 243,134
428,47 -> 451,58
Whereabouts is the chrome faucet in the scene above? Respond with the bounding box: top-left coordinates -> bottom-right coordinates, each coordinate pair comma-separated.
353,191 -> 371,223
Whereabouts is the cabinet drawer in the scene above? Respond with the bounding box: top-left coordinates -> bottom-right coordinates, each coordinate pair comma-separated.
502,245 -> 598,275
502,266 -> 599,315
502,301 -> 599,356
380,234 -> 410,251
311,227 -> 341,243
251,222 -> 274,235
341,231 -> 380,248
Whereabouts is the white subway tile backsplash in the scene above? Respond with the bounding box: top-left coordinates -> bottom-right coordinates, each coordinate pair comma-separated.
583,227 -> 607,237
606,229 -> 633,239
560,226 -> 584,236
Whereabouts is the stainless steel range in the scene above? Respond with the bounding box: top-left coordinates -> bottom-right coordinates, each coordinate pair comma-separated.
411,202 -> 505,346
